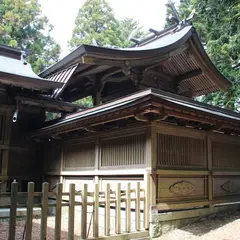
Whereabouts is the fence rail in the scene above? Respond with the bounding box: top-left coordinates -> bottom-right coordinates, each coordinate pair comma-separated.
2,181 -> 149,240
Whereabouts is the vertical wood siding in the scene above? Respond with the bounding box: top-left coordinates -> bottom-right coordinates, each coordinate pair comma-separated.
212,141 -> 240,168
63,142 -> 95,170
100,134 -> 146,167
157,134 -> 207,168
44,144 -> 61,172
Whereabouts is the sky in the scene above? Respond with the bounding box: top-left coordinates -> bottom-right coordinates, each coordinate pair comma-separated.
39,0 -> 169,57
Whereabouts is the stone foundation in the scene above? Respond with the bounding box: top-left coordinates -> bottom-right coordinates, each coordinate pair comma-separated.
149,204 -> 240,238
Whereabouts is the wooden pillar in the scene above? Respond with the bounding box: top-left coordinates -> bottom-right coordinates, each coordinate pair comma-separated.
144,123 -> 157,229
207,135 -> 213,207
94,137 -> 100,188
60,142 -> 64,188
1,108 -> 12,192
146,123 -> 157,204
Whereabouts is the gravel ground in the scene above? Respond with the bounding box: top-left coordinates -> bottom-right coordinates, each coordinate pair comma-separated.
158,210 -> 240,240
1,210 -> 239,239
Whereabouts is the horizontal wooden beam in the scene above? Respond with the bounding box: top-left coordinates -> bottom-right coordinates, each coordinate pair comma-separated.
157,197 -> 240,211
87,231 -> 149,240
156,169 -> 240,176
175,69 -> 203,83
155,170 -> 209,176
45,168 -> 146,177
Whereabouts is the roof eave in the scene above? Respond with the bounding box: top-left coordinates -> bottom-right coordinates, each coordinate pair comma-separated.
0,71 -> 63,94
29,89 -> 240,139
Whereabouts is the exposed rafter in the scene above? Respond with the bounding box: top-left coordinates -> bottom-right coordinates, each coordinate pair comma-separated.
175,69 -> 203,83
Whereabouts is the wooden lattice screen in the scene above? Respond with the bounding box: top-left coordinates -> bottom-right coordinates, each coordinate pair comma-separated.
100,134 -> 146,167
156,133 -> 207,168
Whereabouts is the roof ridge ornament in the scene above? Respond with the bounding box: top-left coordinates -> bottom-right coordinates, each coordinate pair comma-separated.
21,51 -> 28,65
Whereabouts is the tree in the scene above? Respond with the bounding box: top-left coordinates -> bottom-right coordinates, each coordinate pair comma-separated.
166,0 -> 240,110
0,0 -> 61,73
69,0 -> 144,50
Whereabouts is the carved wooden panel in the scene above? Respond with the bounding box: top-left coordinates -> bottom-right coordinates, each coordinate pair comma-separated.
212,141 -> 240,168
100,134 -> 145,167
213,177 -> 240,198
44,143 -> 62,172
157,134 -> 207,168
157,176 -> 207,203
63,142 -> 95,170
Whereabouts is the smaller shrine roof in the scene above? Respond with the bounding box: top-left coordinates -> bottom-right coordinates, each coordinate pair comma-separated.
0,45 -> 63,94
30,89 -> 240,139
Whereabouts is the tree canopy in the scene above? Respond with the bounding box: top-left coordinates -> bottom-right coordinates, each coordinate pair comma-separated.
0,0 -> 61,73
166,0 -> 240,110
69,0 -> 144,50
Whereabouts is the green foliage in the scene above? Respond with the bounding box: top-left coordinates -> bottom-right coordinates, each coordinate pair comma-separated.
45,112 -> 61,121
74,96 -> 93,108
69,0 -> 144,49
0,0 -> 61,73
166,0 -> 240,110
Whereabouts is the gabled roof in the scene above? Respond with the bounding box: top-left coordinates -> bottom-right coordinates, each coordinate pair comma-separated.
0,45 -> 63,94
39,23 -> 231,101
30,88 -> 240,139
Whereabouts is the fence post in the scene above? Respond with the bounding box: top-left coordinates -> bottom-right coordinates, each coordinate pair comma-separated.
26,182 -> 35,240
81,184 -> 88,239
105,183 -> 110,236
9,181 -> 18,240
126,182 -> 131,233
135,182 -> 140,231
41,182 -> 49,240
144,172 -> 150,230
115,183 -> 121,234
55,183 -> 63,240
93,183 -> 99,237
68,183 -> 75,240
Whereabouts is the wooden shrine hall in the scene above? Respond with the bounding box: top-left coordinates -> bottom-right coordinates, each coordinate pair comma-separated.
1,22 -> 240,220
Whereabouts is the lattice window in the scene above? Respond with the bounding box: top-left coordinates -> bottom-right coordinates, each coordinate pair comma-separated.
101,134 -> 146,167
157,134 -> 207,168
212,141 -> 240,169
63,142 -> 95,170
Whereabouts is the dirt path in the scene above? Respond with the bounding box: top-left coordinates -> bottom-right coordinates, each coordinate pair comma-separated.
158,210 -> 240,240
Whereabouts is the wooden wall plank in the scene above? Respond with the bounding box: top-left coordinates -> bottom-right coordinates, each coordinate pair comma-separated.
135,182 -> 140,231
105,183 -> 110,236
9,181 -> 18,240
126,183 -> 131,233
55,183 -> 63,240
26,182 -> 34,240
93,183 -> 99,237
81,184 -> 88,239
144,173 -> 150,230
68,183 -> 75,240
40,182 -> 49,240
115,183 -> 121,234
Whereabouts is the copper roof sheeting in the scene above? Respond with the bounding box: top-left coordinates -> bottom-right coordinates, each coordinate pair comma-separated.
31,89 -> 240,138
46,64 -> 78,99
0,45 -> 63,94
